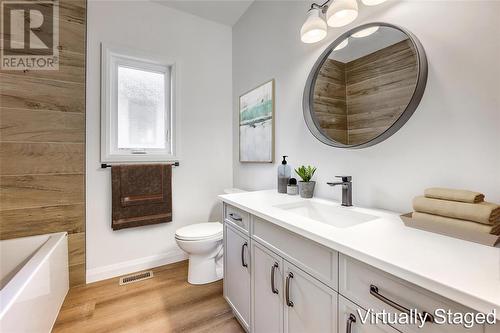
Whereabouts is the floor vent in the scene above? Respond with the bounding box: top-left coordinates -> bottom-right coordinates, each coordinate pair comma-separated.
119,270 -> 154,285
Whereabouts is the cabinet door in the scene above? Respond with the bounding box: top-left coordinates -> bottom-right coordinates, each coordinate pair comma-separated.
224,224 -> 251,330
251,242 -> 283,333
283,261 -> 337,333
339,295 -> 400,333
339,254 -> 487,333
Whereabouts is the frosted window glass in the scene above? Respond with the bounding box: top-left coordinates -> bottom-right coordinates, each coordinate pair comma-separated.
117,66 -> 166,149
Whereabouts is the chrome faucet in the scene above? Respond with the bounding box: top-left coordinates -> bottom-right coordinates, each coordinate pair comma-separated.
327,176 -> 352,207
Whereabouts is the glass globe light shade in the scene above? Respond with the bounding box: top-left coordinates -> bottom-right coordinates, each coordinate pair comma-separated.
361,0 -> 387,6
300,7 -> 328,44
326,0 -> 358,28
333,38 -> 349,51
351,26 -> 379,38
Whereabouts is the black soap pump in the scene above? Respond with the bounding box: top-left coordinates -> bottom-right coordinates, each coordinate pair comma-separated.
277,156 -> 291,193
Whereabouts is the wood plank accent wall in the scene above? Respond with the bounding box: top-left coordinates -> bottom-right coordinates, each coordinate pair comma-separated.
312,39 -> 418,145
345,39 -> 418,144
0,0 -> 87,286
313,59 -> 347,143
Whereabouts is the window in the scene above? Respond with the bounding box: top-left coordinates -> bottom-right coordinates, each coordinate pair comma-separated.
101,44 -> 175,162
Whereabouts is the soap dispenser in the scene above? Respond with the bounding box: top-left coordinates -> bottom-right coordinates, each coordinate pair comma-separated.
278,156 -> 291,193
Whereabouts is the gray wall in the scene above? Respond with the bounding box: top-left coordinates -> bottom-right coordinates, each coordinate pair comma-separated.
232,1 -> 500,212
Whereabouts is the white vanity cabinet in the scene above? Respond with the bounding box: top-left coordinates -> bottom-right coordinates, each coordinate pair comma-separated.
253,216 -> 338,290
222,202 -> 499,333
224,223 -> 251,330
249,225 -> 338,333
251,241 -> 283,333
339,295 -> 400,333
339,254 -> 486,333
283,261 -> 338,333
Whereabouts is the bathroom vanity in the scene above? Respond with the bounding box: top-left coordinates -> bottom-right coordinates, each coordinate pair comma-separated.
220,190 -> 500,333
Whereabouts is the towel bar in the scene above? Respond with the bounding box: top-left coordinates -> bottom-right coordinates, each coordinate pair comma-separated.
101,161 -> 180,168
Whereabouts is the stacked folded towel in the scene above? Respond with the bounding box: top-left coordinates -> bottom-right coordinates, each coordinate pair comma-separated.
412,188 -> 500,236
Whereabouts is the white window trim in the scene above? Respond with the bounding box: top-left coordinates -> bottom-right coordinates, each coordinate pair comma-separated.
100,43 -> 178,163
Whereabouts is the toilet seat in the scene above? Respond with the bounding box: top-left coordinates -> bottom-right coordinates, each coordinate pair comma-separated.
175,222 -> 224,284
175,222 -> 223,241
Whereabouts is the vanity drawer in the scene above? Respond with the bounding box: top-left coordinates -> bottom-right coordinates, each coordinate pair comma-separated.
252,216 -> 338,290
339,295 -> 399,333
339,254 -> 486,333
224,204 -> 250,234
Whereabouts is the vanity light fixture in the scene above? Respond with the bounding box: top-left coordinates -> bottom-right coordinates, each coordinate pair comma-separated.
300,6 -> 328,43
326,0 -> 358,27
351,25 -> 379,37
300,0 -> 385,43
333,38 -> 349,50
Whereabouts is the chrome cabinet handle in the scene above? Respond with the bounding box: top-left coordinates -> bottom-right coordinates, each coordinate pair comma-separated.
241,242 -> 248,268
285,272 -> 294,307
370,284 -> 434,323
228,213 -> 242,221
271,262 -> 279,294
346,314 -> 356,333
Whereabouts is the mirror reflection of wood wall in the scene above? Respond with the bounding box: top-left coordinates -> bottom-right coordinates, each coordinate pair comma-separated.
313,39 -> 418,145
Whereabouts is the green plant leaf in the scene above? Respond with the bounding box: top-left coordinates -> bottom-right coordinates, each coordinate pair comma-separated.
294,165 -> 317,182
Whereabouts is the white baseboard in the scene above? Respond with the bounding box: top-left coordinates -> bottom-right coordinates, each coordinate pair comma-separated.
86,249 -> 187,283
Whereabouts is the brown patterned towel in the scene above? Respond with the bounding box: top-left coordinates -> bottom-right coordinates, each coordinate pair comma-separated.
112,164 -> 172,230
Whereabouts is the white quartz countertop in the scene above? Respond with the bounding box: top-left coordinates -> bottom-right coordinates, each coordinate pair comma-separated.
219,190 -> 500,319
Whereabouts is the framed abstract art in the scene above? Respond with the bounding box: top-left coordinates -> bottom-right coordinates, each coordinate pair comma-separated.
239,79 -> 275,163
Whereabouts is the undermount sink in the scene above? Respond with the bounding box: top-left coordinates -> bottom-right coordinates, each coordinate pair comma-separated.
274,200 -> 378,228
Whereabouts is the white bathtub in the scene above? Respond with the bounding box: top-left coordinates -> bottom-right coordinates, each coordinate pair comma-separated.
0,232 -> 69,332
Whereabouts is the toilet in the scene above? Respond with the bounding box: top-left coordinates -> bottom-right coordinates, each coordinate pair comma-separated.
175,222 -> 223,285
175,188 -> 245,285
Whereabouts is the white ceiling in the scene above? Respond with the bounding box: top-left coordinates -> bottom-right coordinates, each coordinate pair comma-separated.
330,26 -> 408,63
153,0 -> 254,26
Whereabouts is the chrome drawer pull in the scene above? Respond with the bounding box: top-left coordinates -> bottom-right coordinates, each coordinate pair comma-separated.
271,262 -> 279,294
346,313 -> 356,333
241,242 -> 248,268
228,213 -> 242,221
370,284 -> 434,323
285,272 -> 294,307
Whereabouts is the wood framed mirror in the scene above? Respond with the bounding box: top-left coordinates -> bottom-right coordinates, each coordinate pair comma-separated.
303,22 -> 428,148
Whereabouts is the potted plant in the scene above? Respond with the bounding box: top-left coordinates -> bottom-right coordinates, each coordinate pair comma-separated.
295,165 -> 317,198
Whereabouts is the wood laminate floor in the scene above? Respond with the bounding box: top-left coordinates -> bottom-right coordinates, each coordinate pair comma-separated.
53,261 -> 244,333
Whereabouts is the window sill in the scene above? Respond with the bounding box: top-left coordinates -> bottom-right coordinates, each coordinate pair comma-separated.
101,153 -> 178,163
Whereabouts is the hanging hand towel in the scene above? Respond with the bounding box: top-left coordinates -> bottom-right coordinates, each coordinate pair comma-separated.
111,164 -> 172,230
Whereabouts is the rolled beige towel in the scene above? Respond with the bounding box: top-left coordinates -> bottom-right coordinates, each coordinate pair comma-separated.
424,187 -> 484,203
412,212 -> 500,235
413,196 -> 500,225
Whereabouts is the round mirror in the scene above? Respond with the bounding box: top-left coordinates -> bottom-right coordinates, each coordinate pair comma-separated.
303,23 -> 427,148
